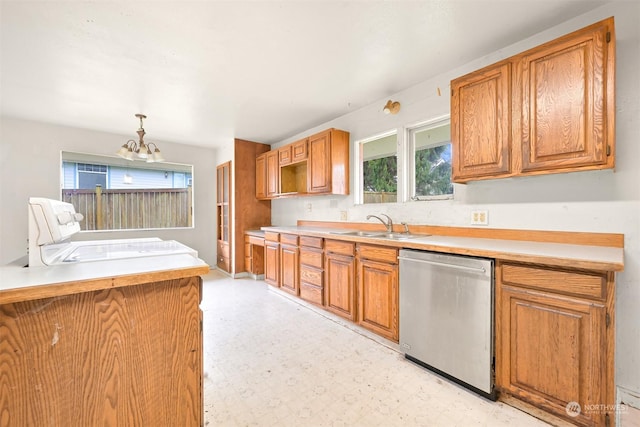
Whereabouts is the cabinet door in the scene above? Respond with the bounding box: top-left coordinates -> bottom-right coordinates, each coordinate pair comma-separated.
324,252 -> 356,321
519,19 -> 614,173
217,240 -> 230,272
497,285 -> 609,426
279,145 -> 292,165
308,130 -> 331,193
255,153 -> 267,199
357,258 -> 398,342
292,138 -> 308,162
280,243 -> 299,295
265,242 -> 280,287
451,61 -> 512,181
216,161 -> 232,273
266,150 -> 279,198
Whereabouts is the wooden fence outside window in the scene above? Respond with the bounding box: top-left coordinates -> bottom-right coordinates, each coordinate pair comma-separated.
363,191 -> 397,204
62,185 -> 193,230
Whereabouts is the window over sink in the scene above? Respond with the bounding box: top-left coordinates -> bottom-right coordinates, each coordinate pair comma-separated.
408,119 -> 453,200
355,116 -> 453,204
357,131 -> 398,204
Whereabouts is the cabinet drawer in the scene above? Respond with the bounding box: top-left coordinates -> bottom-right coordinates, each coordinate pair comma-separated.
265,231 -> 280,242
248,235 -> 265,246
300,248 -> 323,268
325,239 -> 355,256
299,236 -> 323,248
300,282 -> 323,305
300,266 -> 323,287
217,241 -> 230,258
357,244 -> 398,264
280,233 -> 298,246
501,263 -> 607,300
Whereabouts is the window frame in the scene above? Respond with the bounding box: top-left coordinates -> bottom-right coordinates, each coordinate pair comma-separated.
60,151 -> 195,232
355,114 -> 453,205
354,129 -> 399,205
406,115 -> 454,202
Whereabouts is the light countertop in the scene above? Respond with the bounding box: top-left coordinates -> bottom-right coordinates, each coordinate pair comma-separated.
1,254 -> 210,304
261,225 -> 624,272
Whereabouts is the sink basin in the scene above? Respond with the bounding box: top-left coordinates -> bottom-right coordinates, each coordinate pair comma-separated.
374,233 -> 425,240
330,230 -> 381,237
329,230 -> 429,240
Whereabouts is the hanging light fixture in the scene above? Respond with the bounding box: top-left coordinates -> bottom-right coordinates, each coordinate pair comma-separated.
116,114 -> 165,162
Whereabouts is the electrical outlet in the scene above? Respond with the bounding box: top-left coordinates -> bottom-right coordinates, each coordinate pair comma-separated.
306,203 -> 312,213
340,211 -> 348,221
471,210 -> 489,226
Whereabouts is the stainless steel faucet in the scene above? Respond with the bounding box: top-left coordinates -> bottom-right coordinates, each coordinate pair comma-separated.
366,214 -> 394,233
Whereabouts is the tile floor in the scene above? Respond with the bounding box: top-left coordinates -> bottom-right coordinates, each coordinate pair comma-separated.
201,271 -> 550,427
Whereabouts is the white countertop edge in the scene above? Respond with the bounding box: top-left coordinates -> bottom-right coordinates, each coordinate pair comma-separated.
1,254 -> 209,292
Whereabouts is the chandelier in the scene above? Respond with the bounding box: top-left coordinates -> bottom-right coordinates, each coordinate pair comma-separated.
116,114 -> 165,162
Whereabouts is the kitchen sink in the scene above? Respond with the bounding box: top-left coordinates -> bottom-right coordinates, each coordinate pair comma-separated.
330,230 -> 381,237
330,230 -> 427,240
374,233 -> 425,240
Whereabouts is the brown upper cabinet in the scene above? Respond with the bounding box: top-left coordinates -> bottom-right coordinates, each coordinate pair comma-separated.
279,144 -> 292,165
256,128 -> 350,199
265,150 -> 280,198
451,17 -> 615,183
292,138 -> 308,163
255,153 -> 267,199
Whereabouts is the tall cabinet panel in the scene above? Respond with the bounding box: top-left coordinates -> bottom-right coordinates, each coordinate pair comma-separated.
217,140 -> 271,276
233,140 -> 271,275
216,161 -> 231,272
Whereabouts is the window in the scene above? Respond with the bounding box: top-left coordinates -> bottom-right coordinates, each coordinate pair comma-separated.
61,151 -> 194,231
409,120 -> 453,200
358,132 -> 398,204
76,163 -> 107,189
356,117 -> 453,204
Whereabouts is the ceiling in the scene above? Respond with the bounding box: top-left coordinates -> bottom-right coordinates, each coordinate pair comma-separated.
1,1 -> 608,148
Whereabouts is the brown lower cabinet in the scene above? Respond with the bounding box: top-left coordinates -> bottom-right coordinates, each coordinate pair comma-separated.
280,234 -> 299,295
264,232 -> 280,287
324,240 -> 356,321
356,244 -> 399,342
260,229 -> 618,425
495,261 -> 615,427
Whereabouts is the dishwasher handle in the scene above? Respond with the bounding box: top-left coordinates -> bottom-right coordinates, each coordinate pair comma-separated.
398,256 -> 487,274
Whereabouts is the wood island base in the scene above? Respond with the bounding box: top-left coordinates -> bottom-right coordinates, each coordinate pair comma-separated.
0,276 -> 203,427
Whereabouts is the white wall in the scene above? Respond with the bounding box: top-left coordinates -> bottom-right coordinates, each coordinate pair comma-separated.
270,2 -> 640,403
0,117 -> 218,265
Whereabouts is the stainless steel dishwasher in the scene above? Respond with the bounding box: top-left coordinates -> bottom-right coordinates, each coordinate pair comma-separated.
398,249 -> 495,400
